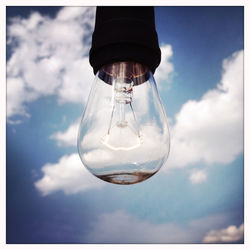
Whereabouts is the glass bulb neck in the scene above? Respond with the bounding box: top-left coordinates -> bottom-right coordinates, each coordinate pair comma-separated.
98,61 -> 150,85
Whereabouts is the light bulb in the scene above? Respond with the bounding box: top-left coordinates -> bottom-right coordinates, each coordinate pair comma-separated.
77,61 -> 170,184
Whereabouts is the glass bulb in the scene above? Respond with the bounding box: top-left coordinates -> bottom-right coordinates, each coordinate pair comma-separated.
77,62 -> 170,185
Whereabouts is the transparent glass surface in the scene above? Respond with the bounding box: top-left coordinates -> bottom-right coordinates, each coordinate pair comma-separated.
77,62 -> 170,184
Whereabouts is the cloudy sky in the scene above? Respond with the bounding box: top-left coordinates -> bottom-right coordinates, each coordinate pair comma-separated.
6,6 -> 244,243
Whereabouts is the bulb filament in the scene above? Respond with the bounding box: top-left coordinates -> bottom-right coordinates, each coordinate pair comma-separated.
101,78 -> 142,150
101,133 -> 143,151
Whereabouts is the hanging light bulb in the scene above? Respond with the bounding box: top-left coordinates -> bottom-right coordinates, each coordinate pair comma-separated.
77,7 -> 170,184
77,61 -> 170,184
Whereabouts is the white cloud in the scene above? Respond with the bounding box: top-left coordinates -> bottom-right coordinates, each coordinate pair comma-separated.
166,50 -> 243,169
189,169 -> 207,184
202,223 -> 244,243
7,77 -> 38,118
85,210 -> 242,243
7,7 -> 95,120
86,210 -> 196,243
155,44 -> 174,83
34,153 -> 105,196
50,119 -> 79,147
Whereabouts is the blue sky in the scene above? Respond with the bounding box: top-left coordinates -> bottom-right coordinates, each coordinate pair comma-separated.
6,6 -> 243,243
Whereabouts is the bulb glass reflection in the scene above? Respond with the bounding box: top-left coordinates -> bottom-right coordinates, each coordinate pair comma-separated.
77,62 -> 170,184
